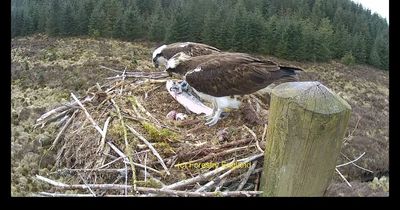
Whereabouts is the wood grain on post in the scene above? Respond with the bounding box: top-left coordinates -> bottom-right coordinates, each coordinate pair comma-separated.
260,81 -> 351,196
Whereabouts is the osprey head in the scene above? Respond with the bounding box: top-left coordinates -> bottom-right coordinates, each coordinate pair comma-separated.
152,45 -> 167,68
165,52 -> 191,75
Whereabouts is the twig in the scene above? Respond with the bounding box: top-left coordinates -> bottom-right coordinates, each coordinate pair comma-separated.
336,152 -> 366,168
71,93 -> 104,136
236,161 -> 258,191
144,152 -> 147,182
49,110 -> 78,150
124,161 -> 128,196
261,123 -> 267,143
174,145 -> 255,168
195,154 -> 261,192
119,67 -> 127,95
214,178 -> 227,192
37,190 -> 261,197
107,142 -> 127,159
126,125 -> 170,175
219,138 -> 253,149
335,168 -> 352,188
163,160 -> 235,190
343,116 -> 361,144
37,192 -> 95,197
98,157 -> 123,169
130,96 -> 160,124
243,125 -> 263,153
111,99 -> 137,190
36,175 -> 262,197
97,117 -> 112,153
36,95 -> 93,124
99,65 -> 126,74
35,109 -> 71,128
77,172 -> 96,196
107,142 -> 161,174
340,152 -> 373,173
138,170 -> 166,187
144,84 -> 162,99
54,115 -> 69,127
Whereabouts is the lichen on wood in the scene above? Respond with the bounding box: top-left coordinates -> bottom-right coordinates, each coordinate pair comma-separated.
260,81 -> 351,196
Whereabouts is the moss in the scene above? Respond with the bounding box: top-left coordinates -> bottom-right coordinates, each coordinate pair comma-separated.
141,121 -> 178,142
136,179 -> 163,188
155,142 -> 176,155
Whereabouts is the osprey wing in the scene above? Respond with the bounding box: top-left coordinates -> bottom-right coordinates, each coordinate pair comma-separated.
185,55 -> 284,97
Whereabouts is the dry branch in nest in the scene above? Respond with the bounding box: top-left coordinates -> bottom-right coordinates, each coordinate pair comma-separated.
35,65 -> 267,197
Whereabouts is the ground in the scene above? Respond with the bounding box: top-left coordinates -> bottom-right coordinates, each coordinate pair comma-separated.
11,34 -> 389,196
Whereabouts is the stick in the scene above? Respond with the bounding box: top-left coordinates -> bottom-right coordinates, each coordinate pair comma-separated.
105,142 -> 161,174
37,190 -> 261,197
99,65 -> 126,74
71,93 -> 104,136
335,168 -> 352,187
261,123 -> 267,143
144,152 -> 147,182
119,67 -> 127,95
37,192 -> 95,197
36,95 -> 93,124
236,161 -> 258,191
49,110 -> 78,150
97,117 -> 112,153
340,152 -> 373,173
214,178 -> 227,192
336,152 -> 366,168
77,172 -> 96,196
36,175 -> 261,197
174,145 -> 255,168
163,160 -> 235,190
111,99 -> 137,190
243,125 -> 263,153
195,154 -> 262,192
129,96 -> 160,124
126,125 -> 170,175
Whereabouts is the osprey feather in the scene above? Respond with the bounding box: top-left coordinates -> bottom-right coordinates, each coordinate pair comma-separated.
152,42 -> 221,68
166,52 -> 304,126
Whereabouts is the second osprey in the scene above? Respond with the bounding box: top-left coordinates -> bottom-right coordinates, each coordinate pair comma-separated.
165,52 -> 303,126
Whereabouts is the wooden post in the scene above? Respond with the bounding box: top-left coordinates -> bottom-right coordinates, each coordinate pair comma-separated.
260,81 -> 351,196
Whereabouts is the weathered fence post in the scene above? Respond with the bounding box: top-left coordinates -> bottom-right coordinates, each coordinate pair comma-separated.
260,81 -> 351,196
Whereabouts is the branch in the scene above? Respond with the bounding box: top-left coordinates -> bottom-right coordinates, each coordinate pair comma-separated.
35,175 -> 262,197
111,99 -> 137,190
97,117 -> 112,153
336,152 -> 366,168
49,110 -> 78,150
335,168 -> 352,188
126,125 -> 170,175
236,160 -> 258,191
195,154 -> 262,192
71,93 -> 103,136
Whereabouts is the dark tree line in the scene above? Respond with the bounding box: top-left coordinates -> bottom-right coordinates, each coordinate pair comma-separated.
11,0 -> 389,70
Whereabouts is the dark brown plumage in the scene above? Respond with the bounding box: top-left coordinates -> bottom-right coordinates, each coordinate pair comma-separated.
167,52 -> 303,97
165,51 -> 303,126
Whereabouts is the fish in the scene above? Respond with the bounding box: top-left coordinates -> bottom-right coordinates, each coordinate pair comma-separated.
166,80 -> 213,116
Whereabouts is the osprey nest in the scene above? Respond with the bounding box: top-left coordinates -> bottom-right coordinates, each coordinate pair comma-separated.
34,66 -> 270,197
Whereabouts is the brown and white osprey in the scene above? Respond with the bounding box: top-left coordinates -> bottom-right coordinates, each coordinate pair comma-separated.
166,52 -> 303,126
152,42 -> 221,68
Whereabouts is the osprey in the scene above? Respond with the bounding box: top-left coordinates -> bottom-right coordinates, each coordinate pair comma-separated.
152,42 -> 221,68
166,52 -> 303,126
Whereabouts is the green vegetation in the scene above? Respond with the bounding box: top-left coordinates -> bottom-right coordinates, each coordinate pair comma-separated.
11,0 -> 388,70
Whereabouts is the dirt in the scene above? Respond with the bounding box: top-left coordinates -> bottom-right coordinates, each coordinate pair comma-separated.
11,34 -> 389,196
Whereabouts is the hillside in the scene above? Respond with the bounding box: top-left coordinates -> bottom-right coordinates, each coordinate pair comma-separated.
11,34 -> 388,196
